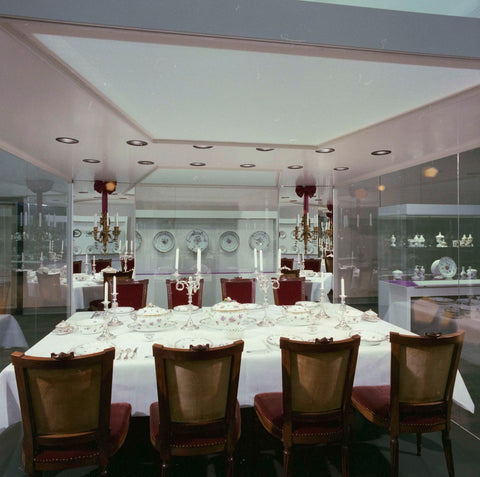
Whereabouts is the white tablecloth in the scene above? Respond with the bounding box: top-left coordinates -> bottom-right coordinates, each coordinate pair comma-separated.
0,304 -> 474,432
73,279 -> 103,310
0,315 -> 28,349
304,272 -> 333,301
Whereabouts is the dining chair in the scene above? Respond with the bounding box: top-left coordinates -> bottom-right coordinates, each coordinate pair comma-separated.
352,330 -> 465,477
149,340 -> 244,477
272,277 -> 305,305
36,271 -> 62,306
165,278 -> 204,309
220,277 -> 256,303
115,279 -> 149,310
11,347 -> 132,477
280,269 -> 300,278
92,258 -> 112,273
254,335 -> 361,477
280,257 -> 294,270
120,257 -> 135,271
324,256 -> 333,273
303,258 -> 321,272
73,260 -> 82,274
89,271 -> 135,311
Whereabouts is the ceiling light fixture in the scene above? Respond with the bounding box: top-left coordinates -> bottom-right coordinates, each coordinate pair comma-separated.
240,163 -> 256,168
371,149 -> 392,156
334,166 -> 349,171
315,147 -> 335,153
137,160 -> 154,165
82,158 -> 100,164
288,165 -> 303,169
190,162 -> 206,167
126,139 -> 148,146
193,145 -> 213,149
378,184 -> 386,191
256,147 -> 274,152
56,137 -> 78,144
422,166 -> 439,178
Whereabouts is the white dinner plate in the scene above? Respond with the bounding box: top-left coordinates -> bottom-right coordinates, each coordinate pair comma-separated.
350,330 -> 387,345
200,316 -> 256,329
129,321 -> 178,332
265,334 -> 303,347
174,304 -> 199,312
112,306 -> 134,314
174,337 -> 213,349
295,301 -> 318,308
72,343 -> 114,356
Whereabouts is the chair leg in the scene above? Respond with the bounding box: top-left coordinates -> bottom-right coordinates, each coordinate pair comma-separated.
390,435 -> 399,477
416,433 -> 422,456
341,442 -> 350,477
283,446 -> 292,477
226,454 -> 234,477
442,430 -> 455,477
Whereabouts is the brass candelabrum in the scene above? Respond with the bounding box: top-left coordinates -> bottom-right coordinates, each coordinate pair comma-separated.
294,213 -> 319,254
93,213 -> 120,255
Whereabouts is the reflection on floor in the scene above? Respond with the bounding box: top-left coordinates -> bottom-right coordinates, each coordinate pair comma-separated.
1,410 -> 480,476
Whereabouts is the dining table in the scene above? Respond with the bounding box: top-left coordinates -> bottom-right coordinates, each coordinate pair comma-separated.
0,302 -> 474,433
302,271 -> 333,301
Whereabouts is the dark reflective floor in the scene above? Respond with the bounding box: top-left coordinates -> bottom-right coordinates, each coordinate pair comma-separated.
1,409 -> 480,477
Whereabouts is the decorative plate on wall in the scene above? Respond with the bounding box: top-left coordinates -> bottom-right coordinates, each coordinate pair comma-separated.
135,231 -> 142,250
186,229 -> 209,252
73,229 -> 82,238
279,230 -> 286,239
249,231 -> 270,250
153,231 -> 175,253
73,246 -> 81,254
219,231 -> 240,253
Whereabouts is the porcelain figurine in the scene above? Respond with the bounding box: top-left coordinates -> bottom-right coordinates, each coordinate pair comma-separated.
460,266 -> 468,279
418,234 -> 425,247
467,266 -> 477,279
390,234 -> 396,247
460,234 -> 467,247
436,232 -> 447,248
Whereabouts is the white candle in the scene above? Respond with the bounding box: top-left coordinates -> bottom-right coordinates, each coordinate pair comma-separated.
93,255 -> 96,266
197,248 -> 201,273
40,251 -> 43,261
321,271 -> 324,290
113,276 -> 117,294
175,248 -> 179,271
259,250 -> 263,272
61,240 -> 64,253
369,213 -> 373,226
38,213 -> 42,227
24,212 -> 27,226
85,253 -> 88,264
130,240 -> 133,254
341,277 -> 345,296
254,248 -> 258,270
20,212 -> 23,227
115,213 -> 119,226
278,248 -> 282,271
118,240 -> 122,255
104,282 -> 108,302
357,214 -> 359,227
307,212 -> 310,223
94,213 -> 98,227
297,215 -> 300,227
21,252 -> 24,263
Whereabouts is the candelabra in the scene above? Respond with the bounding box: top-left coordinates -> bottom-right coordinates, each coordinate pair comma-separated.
93,212 -> 120,255
335,294 -> 351,330
314,285 -> 330,320
108,291 -> 123,327
173,272 -> 202,330
97,298 -> 116,341
255,269 -> 281,327
294,213 -> 318,254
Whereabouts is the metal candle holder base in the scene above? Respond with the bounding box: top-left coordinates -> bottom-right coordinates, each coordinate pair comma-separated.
174,272 -> 201,330
108,292 -> 123,327
97,299 -> 116,340
255,270 -> 280,327
335,295 -> 351,330
314,287 -> 330,319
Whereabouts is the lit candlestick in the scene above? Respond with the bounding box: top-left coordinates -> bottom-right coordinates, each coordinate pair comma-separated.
113,276 -> 117,294
259,250 -> 263,272
341,277 -> 345,296
115,213 -> 119,226
254,248 -> 258,270
175,248 -> 179,272
307,212 -> 310,224
197,248 -> 201,273
93,255 -> 96,267
278,248 -> 282,271
85,253 -> 88,265
104,282 -> 108,302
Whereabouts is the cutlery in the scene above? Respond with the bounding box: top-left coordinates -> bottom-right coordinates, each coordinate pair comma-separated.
123,348 -> 132,359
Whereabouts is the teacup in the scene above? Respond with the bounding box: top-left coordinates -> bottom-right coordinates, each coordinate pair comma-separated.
392,270 -> 403,280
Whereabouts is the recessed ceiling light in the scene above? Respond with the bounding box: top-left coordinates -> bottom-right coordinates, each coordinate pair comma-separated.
190,162 -> 206,167
256,147 -> 274,152
56,137 -> 78,144
82,158 -> 100,164
315,147 -> 335,153
126,139 -> 148,146
193,145 -> 213,149
422,166 -> 439,178
378,184 -> 386,191
371,149 -> 392,156
333,166 -> 349,171
240,163 -> 256,168
288,165 -> 303,169
137,160 -> 154,165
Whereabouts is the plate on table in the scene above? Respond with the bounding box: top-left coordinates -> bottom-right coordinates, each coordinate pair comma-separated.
54,321 -> 75,335
350,330 -> 387,346
72,343 -> 114,356
186,229 -> 209,252
174,304 -> 200,312
174,337 -> 213,349
295,301 -> 318,309
277,314 -> 313,326
219,231 -> 240,253
265,335 -> 303,347
153,231 -> 175,253
249,231 -> 270,251
129,321 -> 178,332
112,307 -> 134,315
243,303 -> 263,310
200,316 -> 256,329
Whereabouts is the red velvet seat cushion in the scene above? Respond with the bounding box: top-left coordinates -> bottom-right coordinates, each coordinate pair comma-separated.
352,385 -> 447,429
149,400 -> 241,450
29,402 -> 131,464
254,392 -> 342,439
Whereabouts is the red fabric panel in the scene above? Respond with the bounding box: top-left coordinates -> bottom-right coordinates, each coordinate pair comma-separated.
224,281 -> 254,303
116,283 -> 145,310
169,284 -> 201,308
276,280 -> 303,305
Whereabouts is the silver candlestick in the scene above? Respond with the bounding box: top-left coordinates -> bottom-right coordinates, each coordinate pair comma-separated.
97,299 -> 116,340
314,286 -> 330,319
174,272 -> 202,330
108,292 -> 123,326
335,294 -> 351,330
255,269 -> 280,327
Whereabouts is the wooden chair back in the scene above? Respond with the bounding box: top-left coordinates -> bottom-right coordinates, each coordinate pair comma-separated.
72,260 -> 82,274
11,348 -> 116,475
152,340 -> 244,456
303,258 -> 321,272
36,271 -> 62,306
273,277 -> 306,305
281,258 -> 294,270
220,277 -> 256,303
324,256 -> 333,273
166,278 -> 204,309
280,336 -> 360,445
120,257 -> 135,271
103,269 -> 134,285
115,279 -> 149,310
92,259 -> 112,272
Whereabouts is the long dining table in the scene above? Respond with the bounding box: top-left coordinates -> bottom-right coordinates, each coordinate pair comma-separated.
0,303 -> 474,432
